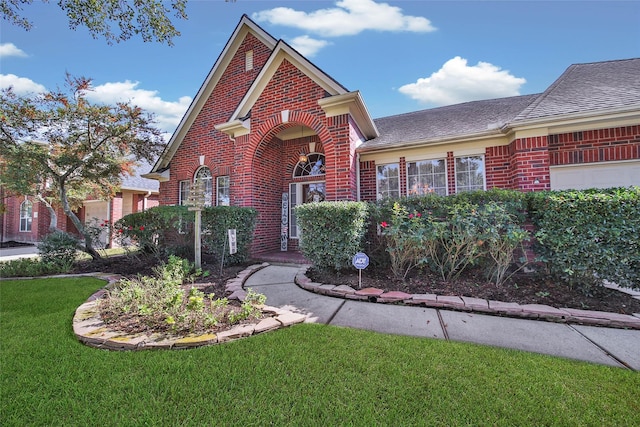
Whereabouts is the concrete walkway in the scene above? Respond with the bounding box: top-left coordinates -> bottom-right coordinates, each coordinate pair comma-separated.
245,264 -> 640,370
0,245 -> 39,261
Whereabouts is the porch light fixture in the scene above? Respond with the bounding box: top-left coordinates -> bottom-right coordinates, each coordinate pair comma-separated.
299,153 -> 308,164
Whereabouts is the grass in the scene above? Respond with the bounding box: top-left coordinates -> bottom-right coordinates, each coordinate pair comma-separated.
1,278 -> 639,426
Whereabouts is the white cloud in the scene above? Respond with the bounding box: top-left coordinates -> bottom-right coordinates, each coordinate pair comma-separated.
86,81 -> 191,134
0,74 -> 46,95
289,35 -> 331,57
0,42 -> 28,58
253,0 -> 436,37
398,56 -> 527,106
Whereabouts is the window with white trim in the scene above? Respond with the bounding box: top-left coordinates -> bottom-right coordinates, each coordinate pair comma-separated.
455,155 -> 485,192
376,163 -> 400,199
407,159 -> 447,196
19,199 -> 33,232
178,180 -> 190,206
194,167 -> 213,207
217,176 -> 230,206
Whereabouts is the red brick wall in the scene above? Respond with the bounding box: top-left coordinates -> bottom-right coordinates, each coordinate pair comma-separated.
485,145 -> 513,189
548,125 -> 640,166
159,32 -> 273,206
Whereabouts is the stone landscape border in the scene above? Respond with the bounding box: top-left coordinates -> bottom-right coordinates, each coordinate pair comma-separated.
73,263 -> 306,351
294,267 -> 640,330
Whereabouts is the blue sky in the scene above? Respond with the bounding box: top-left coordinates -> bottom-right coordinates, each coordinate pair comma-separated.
1,0 -> 639,137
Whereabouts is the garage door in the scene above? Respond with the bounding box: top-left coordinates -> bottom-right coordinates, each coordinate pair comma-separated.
550,160 -> 640,190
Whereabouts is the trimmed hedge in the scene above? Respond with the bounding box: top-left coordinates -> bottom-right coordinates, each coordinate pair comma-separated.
528,187 -> 640,291
295,201 -> 369,271
115,205 -> 258,266
201,206 -> 258,265
115,206 -> 193,258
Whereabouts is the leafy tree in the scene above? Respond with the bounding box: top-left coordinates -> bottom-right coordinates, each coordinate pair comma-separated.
0,74 -> 165,259
1,0 -> 190,45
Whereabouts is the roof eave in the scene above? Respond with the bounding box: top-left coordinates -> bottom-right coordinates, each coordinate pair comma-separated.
149,15 -> 277,173
357,128 -> 505,154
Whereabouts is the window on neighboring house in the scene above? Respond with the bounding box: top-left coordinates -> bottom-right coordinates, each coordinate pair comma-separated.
455,155 -> 485,192
407,159 -> 447,196
194,167 -> 213,207
217,176 -> 230,206
19,199 -> 33,232
376,163 -> 400,199
179,180 -> 191,206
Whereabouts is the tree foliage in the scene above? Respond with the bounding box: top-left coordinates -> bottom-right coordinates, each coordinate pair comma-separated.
1,0 -> 189,45
0,74 -> 165,258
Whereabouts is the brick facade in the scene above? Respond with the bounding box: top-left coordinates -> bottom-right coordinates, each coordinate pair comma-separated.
149,18 -> 638,256
548,125 -> 640,166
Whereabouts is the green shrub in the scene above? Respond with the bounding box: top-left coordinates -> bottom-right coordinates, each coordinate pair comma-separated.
0,257 -> 73,277
295,201 -> 369,271
201,206 -> 258,266
115,206 -> 194,258
528,187 -> 640,292
37,231 -> 78,266
477,202 -> 529,285
99,256 -> 264,334
372,191 -> 529,283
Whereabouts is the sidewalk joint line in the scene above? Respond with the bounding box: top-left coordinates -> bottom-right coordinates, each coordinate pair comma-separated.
568,325 -> 633,370
437,309 -> 449,341
326,300 -> 346,326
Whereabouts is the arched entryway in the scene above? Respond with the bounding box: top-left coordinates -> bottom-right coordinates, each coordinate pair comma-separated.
250,124 -> 325,255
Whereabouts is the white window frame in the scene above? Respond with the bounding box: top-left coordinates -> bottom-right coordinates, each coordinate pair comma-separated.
178,180 -> 191,206
376,163 -> 400,200
194,167 -> 213,207
19,199 -> 33,232
289,180 -> 325,239
406,158 -> 448,196
455,155 -> 486,193
216,175 -> 230,206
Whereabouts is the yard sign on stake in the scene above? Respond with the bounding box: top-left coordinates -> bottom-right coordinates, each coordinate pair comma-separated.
352,252 -> 369,289
186,178 -> 207,269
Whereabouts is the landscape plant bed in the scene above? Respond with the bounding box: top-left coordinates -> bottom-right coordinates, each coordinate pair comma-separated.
306,266 -> 640,315
72,253 -> 640,316
72,254 -> 265,337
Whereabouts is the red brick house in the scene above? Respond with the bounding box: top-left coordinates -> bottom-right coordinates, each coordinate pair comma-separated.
1,162 -> 159,247
145,15 -> 640,257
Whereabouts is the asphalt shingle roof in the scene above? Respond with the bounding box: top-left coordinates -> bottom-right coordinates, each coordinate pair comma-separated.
360,94 -> 539,152
513,58 -> 640,122
121,160 -> 159,192
359,58 -> 640,152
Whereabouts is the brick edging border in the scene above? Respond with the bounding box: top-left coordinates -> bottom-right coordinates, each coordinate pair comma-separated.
73,263 -> 306,351
294,266 -> 640,330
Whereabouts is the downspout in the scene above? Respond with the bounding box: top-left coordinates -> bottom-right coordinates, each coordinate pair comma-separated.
143,190 -> 152,211
356,153 -> 361,202
106,199 -> 112,249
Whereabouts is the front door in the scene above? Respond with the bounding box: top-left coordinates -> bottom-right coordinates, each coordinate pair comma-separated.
289,181 -> 325,240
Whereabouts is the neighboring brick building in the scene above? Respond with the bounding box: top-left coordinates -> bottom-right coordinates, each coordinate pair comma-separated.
1,162 -> 159,246
145,15 -> 640,257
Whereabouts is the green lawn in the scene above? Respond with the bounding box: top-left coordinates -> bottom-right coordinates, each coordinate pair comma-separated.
1,278 -> 639,426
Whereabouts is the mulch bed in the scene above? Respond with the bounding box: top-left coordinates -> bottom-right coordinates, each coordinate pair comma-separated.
71,254 -> 640,316
306,266 -> 640,316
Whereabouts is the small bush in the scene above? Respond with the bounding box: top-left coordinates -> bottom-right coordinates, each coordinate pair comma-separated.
0,257 -> 73,277
98,256 -> 265,334
37,231 -> 78,266
115,206 -> 193,258
295,201 -> 369,271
